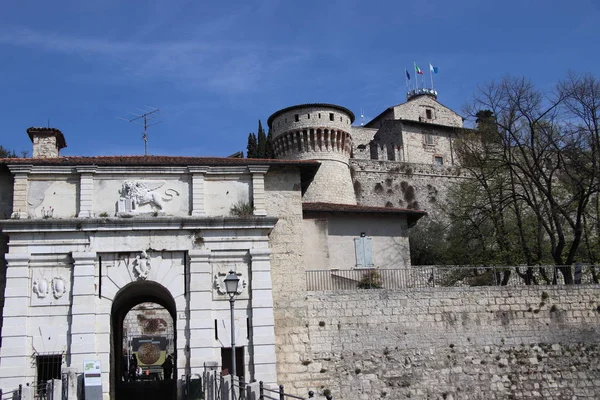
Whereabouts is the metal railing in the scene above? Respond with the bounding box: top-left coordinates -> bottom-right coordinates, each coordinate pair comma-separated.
0,385 -> 22,400
199,370 -> 309,400
306,264 -> 600,291
258,381 -> 305,400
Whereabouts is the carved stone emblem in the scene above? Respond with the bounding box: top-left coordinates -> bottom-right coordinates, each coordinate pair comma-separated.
213,271 -> 246,296
52,277 -> 66,299
33,279 -> 49,299
117,181 -> 180,215
133,250 -> 152,280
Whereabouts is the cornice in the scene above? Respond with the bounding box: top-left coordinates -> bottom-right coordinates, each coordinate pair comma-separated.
0,216 -> 279,234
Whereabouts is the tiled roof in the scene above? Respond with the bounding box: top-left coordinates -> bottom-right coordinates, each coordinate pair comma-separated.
27,127 -> 67,148
0,155 -> 321,168
303,202 -> 426,215
303,202 -> 426,227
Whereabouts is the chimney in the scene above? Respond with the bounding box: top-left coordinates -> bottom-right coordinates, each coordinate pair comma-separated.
27,127 -> 67,158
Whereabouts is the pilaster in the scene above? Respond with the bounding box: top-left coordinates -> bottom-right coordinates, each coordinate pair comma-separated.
69,252 -> 98,372
8,165 -> 32,219
0,253 -> 32,388
188,249 -> 214,375
189,167 -> 209,216
248,248 -> 277,384
248,166 -> 269,217
77,166 -> 97,218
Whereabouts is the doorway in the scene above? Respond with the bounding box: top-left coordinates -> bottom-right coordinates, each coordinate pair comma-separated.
111,281 -> 177,400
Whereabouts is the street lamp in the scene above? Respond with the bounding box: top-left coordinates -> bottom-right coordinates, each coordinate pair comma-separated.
224,270 -> 240,387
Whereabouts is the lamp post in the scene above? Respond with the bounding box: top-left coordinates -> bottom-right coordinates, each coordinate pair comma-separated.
224,270 -> 240,388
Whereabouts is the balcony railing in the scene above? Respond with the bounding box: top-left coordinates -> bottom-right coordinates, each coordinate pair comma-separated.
306,265 -> 600,291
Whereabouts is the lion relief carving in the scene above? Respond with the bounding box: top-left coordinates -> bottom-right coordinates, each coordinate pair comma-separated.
117,180 -> 180,215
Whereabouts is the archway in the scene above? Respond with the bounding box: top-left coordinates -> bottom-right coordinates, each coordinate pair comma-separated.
111,281 -> 177,400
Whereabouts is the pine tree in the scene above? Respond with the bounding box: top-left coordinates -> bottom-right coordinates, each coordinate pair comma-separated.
246,133 -> 258,158
0,145 -> 18,158
265,129 -> 275,159
256,120 -> 267,158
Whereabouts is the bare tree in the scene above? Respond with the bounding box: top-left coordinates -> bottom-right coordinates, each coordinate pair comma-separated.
454,74 -> 600,283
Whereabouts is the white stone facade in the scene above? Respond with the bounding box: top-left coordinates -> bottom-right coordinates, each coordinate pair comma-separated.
0,158 -> 303,399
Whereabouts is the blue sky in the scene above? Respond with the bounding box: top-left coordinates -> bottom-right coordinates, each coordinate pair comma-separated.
0,0 -> 598,157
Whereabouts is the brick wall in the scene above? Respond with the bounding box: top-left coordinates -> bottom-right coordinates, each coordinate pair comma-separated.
295,286 -> 600,399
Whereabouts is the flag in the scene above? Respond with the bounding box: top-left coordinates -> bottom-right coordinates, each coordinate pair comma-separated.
429,63 -> 438,74
405,69 -> 410,80
415,64 -> 423,75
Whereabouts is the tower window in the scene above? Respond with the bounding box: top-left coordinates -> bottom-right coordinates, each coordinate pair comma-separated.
329,113 -> 334,121
307,114 -> 310,119
425,133 -> 435,146
294,114 -> 299,122
426,109 -> 433,119
340,116 -> 342,122
435,156 -> 443,166
318,113 -> 321,118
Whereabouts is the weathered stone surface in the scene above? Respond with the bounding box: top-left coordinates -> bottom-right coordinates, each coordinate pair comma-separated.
278,286 -> 600,399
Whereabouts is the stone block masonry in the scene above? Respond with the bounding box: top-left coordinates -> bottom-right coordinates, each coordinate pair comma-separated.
279,286 -> 600,399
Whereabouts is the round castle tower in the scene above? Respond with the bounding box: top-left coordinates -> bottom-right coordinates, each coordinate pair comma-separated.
267,104 -> 357,205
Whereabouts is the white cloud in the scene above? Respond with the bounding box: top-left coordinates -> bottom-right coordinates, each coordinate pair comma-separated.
0,26 -> 311,93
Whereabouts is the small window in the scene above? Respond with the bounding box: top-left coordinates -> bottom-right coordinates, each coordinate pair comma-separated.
294,114 -> 299,122
425,134 -> 435,146
285,118 -> 287,123
435,156 -> 443,166
426,109 -> 433,119
329,113 -> 334,121
307,114 -> 310,119
340,116 -> 342,122
318,113 -> 321,118
354,234 -> 373,268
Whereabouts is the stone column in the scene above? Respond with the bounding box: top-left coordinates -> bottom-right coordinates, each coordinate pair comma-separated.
248,248 -> 277,384
187,250 -> 214,376
0,253 -> 31,388
248,166 -> 269,217
77,166 -> 97,218
69,252 -> 99,376
8,165 -> 32,219
189,167 -> 208,216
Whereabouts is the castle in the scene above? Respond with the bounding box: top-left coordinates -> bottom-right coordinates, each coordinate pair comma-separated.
0,91 -> 471,398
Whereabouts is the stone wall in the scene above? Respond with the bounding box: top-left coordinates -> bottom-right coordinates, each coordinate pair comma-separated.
392,95 -> 463,127
350,159 -> 469,219
297,286 -> 600,399
269,106 -> 353,137
32,136 -> 60,158
264,168 -> 311,387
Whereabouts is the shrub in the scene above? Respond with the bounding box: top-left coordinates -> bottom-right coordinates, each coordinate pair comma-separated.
357,270 -> 383,289
230,201 -> 255,217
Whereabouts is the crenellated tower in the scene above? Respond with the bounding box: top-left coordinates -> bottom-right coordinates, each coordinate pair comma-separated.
267,104 -> 357,205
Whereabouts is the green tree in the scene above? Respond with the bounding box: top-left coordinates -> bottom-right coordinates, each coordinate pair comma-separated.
265,129 -> 275,159
246,133 -> 258,158
256,120 -> 267,158
0,145 -> 18,158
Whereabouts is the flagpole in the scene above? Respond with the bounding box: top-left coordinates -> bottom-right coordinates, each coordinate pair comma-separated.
413,62 -> 417,91
429,62 -> 434,90
404,69 -> 409,94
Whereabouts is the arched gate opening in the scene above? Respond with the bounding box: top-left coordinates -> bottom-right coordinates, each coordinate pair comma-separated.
111,281 -> 177,400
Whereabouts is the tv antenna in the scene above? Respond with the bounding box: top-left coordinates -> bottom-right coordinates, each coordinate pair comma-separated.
119,106 -> 161,155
